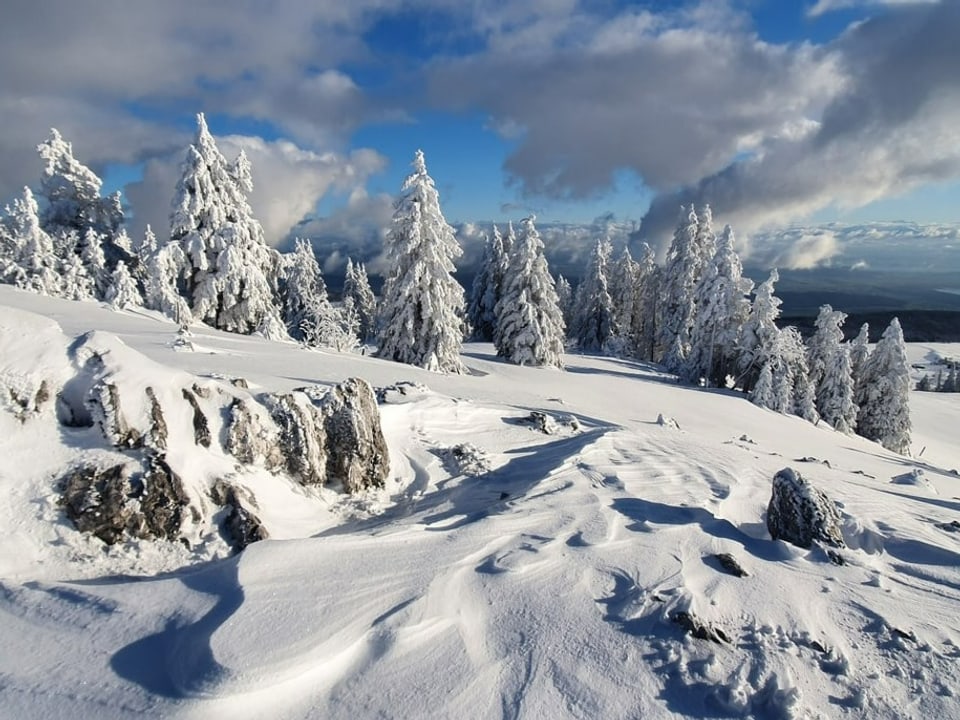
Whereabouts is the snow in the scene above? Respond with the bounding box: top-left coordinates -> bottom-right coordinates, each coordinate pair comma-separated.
1,284 -> 958,719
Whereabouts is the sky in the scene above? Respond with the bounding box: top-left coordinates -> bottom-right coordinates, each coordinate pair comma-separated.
1,0 -> 958,268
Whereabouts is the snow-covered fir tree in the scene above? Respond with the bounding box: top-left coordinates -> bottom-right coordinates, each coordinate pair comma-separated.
555,274 -> 574,330
302,297 -> 359,352
4,187 -> 62,295
608,247 -> 639,354
685,225 -> 752,385
658,206 -> 701,372
281,239 -> 328,341
819,343 -> 858,433
751,362 -> 775,409
37,128 -> 123,241
630,243 -> 660,362
856,317 -> 911,454
376,149 -> 465,373
738,269 -> 782,391
571,239 -> 616,352
170,114 -> 285,338
467,226 -> 506,341
849,322 -> 871,385
807,304 -> 857,432
105,260 -> 142,310
59,250 -> 96,301
143,240 -> 191,324
79,228 -> 109,298
777,326 -> 819,422
342,258 -> 377,341
495,216 -> 566,368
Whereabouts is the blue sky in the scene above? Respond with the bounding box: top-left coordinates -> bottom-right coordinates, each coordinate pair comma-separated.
1,0 -> 958,258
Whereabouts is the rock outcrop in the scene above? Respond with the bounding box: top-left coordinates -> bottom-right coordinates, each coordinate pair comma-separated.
767,467 -> 845,549
320,377 -> 389,493
266,392 -> 327,486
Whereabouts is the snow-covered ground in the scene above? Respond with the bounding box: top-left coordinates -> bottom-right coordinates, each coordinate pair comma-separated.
1,284 -> 958,719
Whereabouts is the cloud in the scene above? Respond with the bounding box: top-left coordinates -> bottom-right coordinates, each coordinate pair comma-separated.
807,0 -> 939,18
637,1 -> 960,251
125,135 -> 386,247
428,3 -> 842,205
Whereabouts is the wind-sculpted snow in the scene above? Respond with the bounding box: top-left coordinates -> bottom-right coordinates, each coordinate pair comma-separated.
0,287 -> 958,719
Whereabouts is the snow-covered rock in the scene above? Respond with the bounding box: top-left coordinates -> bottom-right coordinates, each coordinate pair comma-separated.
319,377 -> 389,493
767,467 -> 845,549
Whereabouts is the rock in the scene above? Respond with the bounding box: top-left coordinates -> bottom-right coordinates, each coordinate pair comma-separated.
87,382 -> 141,448
144,387 -> 168,451
712,552 -> 748,577
671,611 -> 730,644
60,463 -> 137,544
59,455 -> 192,545
440,443 -> 491,477
767,467 -> 845,549
266,392 -> 327,485
320,377 -> 389,493
936,520 -> 960,533
138,454 -> 190,541
657,413 -> 680,429
211,479 -> 268,552
376,381 -> 429,404
180,387 -> 211,448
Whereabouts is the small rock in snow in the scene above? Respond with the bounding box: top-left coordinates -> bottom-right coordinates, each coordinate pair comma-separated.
767,467 -> 846,550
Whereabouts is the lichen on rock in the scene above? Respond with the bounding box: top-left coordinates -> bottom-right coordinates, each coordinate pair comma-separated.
767,467 -> 845,549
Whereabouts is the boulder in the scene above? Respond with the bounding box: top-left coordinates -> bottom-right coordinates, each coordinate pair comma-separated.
321,377 -> 390,493
266,392 -> 327,485
767,467 -> 845,549
211,480 -> 269,552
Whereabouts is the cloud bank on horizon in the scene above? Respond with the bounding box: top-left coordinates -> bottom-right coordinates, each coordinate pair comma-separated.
0,0 -> 957,262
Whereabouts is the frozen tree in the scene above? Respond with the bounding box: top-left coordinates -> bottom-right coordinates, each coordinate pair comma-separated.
807,304 -> 856,431
467,227 -> 506,341
555,274 -> 574,329
778,327 -> 819,422
170,113 -> 285,337
608,247 -> 639,353
37,128 -> 123,240
630,243 -> 660,362
59,250 -> 96,300
694,205 -> 717,276
343,258 -> 377,341
819,344 -> 858,433
571,239 -> 616,352
849,323 -> 870,384
302,298 -> 359,352
495,216 -> 566,367
686,225 -> 752,385
658,207 -> 701,372
856,318 -> 911,454
5,187 -> 61,295
751,362 -> 775,409
144,241 -> 191,324
282,239 -> 327,341
376,149 -> 465,373
105,260 -> 142,309
738,269 -> 782,391
79,228 -> 109,297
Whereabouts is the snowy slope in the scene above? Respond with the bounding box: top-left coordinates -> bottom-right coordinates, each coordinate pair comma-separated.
0,285 -> 958,720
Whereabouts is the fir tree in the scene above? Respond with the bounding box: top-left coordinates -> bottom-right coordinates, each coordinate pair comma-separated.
6,187 -> 62,295
555,274 -> 574,330
849,323 -> 871,384
282,239 -> 328,341
658,206 -> 701,372
342,258 -> 377,341
631,243 -> 660,362
738,269 -> 782,391
105,260 -> 142,309
819,344 -> 858,433
571,239 -> 616,352
376,149 -> 465,373
170,114 -> 285,337
494,216 -> 566,367
467,227 -> 506,341
608,247 -> 639,354
856,318 -> 911,454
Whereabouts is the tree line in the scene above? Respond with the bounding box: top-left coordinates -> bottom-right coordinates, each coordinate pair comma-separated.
0,115 -> 912,455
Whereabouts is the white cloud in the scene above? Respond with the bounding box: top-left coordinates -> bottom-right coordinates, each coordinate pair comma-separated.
807,0 -> 939,18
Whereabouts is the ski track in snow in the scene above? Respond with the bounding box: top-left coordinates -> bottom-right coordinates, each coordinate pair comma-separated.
0,287 -> 959,719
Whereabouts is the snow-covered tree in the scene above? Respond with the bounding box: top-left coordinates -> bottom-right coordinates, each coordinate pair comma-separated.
105,260 -> 142,310
342,258 -> 377,341
467,227 -> 506,341
282,239 -> 327,341
807,304 -> 857,432
170,113 -> 285,337
302,298 -> 359,352
630,243 -> 660,362
555,274 -> 574,329
495,216 -> 566,367
685,225 -> 752,385
376,149 -> 465,373
144,240 -> 191,324
818,344 -> 858,433
79,228 -> 109,298
37,128 -> 123,240
751,362 -> 775,409
856,318 -> 911,454
608,247 -> 639,354
571,239 -> 616,352
849,323 -> 870,384
738,269 -> 782,391
5,187 -> 61,295
59,250 -> 96,301
658,207 -> 701,372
